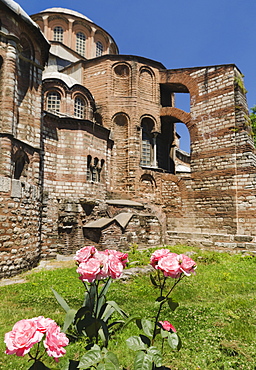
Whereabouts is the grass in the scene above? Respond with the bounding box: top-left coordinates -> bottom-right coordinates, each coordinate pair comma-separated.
0,246 -> 256,369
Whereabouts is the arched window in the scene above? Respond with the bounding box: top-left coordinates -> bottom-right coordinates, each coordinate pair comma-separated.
76,32 -> 86,56
74,96 -> 86,119
86,156 -> 104,183
96,41 -> 103,57
54,26 -> 63,42
141,118 -> 157,167
47,91 -> 61,113
87,155 -> 92,181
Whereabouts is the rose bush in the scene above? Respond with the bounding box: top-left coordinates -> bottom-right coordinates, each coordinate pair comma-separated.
126,248 -> 197,370
4,316 -> 69,369
52,246 -> 129,347
5,246 -> 197,370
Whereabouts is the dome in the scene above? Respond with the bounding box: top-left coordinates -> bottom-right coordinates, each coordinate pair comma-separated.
43,71 -> 80,88
40,7 -> 93,23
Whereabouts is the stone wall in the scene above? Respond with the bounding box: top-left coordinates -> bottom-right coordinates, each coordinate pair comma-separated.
0,1 -> 49,277
0,177 -> 41,278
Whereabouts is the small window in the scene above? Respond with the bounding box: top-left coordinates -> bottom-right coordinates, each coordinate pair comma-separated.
76,32 -> 86,56
141,131 -> 153,166
114,64 -> 129,77
74,96 -> 85,119
87,155 -> 92,181
54,26 -> 63,42
47,92 -> 61,113
141,118 -> 155,167
96,41 -> 103,57
87,156 -> 104,183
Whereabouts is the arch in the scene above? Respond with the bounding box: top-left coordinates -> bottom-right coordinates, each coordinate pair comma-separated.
139,67 -> 155,101
94,29 -> 109,45
109,43 -> 118,55
112,62 -> 131,96
139,174 -> 157,201
112,112 -> 129,127
48,17 -> 68,43
112,113 -> 129,190
48,15 -> 69,24
160,107 -> 197,143
18,34 -> 34,101
73,20 -> 92,34
159,70 -> 199,102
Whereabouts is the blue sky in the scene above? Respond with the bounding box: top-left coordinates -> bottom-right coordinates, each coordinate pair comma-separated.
17,0 -> 256,152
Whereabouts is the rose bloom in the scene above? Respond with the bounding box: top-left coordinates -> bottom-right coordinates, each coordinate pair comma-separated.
159,320 -> 177,333
157,253 -> 196,278
5,319 -> 44,357
178,254 -> 197,276
77,258 -> 101,282
94,251 -> 109,280
107,254 -> 124,279
44,322 -> 69,362
150,249 -> 172,268
74,246 -> 96,264
106,249 -> 129,267
34,316 -> 56,333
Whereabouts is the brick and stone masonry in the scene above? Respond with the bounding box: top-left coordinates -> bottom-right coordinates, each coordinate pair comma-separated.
0,2 -> 256,278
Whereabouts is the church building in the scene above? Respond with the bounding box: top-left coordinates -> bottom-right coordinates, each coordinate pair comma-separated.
0,0 -> 255,277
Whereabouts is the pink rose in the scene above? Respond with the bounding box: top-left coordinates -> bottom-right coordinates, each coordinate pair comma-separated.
74,246 -> 96,264
159,320 -> 177,333
77,258 -> 101,282
178,254 -> 197,276
43,322 -> 69,362
157,253 -> 181,278
94,251 -> 109,280
108,254 -> 123,279
106,249 -> 129,267
150,249 -> 172,268
4,319 -> 44,357
34,316 -> 56,333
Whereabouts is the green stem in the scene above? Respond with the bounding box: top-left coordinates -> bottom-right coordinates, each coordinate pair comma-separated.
152,274 -> 183,343
95,280 -> 100,344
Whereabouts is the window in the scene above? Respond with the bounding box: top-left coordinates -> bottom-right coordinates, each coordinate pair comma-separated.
47,92 -> 61,113
76,32 -> 86,56
53,26 -> 63,42
96,41 -> 103,57
141,130 -> 153,166
141,118 -> 157,167
87,156 -> 104,182
74,96 -> 85,119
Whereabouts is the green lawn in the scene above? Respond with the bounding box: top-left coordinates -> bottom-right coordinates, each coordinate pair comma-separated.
0,246 -> 256,369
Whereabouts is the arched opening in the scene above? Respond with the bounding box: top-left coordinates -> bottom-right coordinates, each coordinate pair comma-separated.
160,83 -> 190,111
74,96 -> 86,119
96,41 -> 103,57
175,93 -> 190,113
76,32 -> 86,56
176,122 -> 190,153
157,116 -> 175,173
112,113 -> 129,189
141,117 -> 157,168
53,26 -> 64,42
